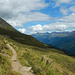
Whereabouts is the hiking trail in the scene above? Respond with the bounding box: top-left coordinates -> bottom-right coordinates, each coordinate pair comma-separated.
7,44 -> 34,75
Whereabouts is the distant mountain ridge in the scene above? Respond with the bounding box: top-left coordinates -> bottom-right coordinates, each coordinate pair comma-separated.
32,31 -> 75,54
0,17 -> 47,48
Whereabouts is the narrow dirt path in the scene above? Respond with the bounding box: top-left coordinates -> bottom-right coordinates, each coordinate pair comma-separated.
7,44 -> 34,75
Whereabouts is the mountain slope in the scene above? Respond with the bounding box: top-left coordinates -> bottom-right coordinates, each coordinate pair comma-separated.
0,18 -> 17,32
0,18 -> 75,75
0,35 -> 75,75
32,31 -> 75,54
0,17 -> 46,48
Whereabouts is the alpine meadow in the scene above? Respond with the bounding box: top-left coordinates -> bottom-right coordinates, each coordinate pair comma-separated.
0,0 -> 75,75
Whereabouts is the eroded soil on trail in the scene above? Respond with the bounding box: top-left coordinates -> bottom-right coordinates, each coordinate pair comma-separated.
7,44 -> 34,75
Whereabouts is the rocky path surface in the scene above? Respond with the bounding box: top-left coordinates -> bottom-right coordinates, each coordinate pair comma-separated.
7,44 -> 34,75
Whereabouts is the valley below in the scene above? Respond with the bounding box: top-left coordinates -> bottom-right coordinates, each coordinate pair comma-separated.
32,31 -> 75,54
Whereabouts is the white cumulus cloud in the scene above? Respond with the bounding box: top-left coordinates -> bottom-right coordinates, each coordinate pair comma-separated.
69,6 -> 75,12
60,7 -> 69,15
7,12 -> 50,28
0,0 -> 49,28
27,22 -> 75,34
58,13 -> 75,22
18,28 -> 26,33
54,0 -> 72,7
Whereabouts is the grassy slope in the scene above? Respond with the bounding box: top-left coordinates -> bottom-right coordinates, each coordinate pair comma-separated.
0,17 -> 46,48
0,35 -> 21,75
0,18 -> 17,32
1,35 -> 75,75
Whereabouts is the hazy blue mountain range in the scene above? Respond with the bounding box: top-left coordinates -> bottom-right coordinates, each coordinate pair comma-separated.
32,31 -> 75,54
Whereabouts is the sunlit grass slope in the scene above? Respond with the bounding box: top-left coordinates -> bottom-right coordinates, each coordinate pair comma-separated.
1,35 -> 75,75
0,35 -> 21,75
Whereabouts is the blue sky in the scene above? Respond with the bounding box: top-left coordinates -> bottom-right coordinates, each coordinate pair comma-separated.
0,0 -> 75,34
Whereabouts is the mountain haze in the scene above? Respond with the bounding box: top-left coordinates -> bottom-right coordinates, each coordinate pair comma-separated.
32,31 -> 75,54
